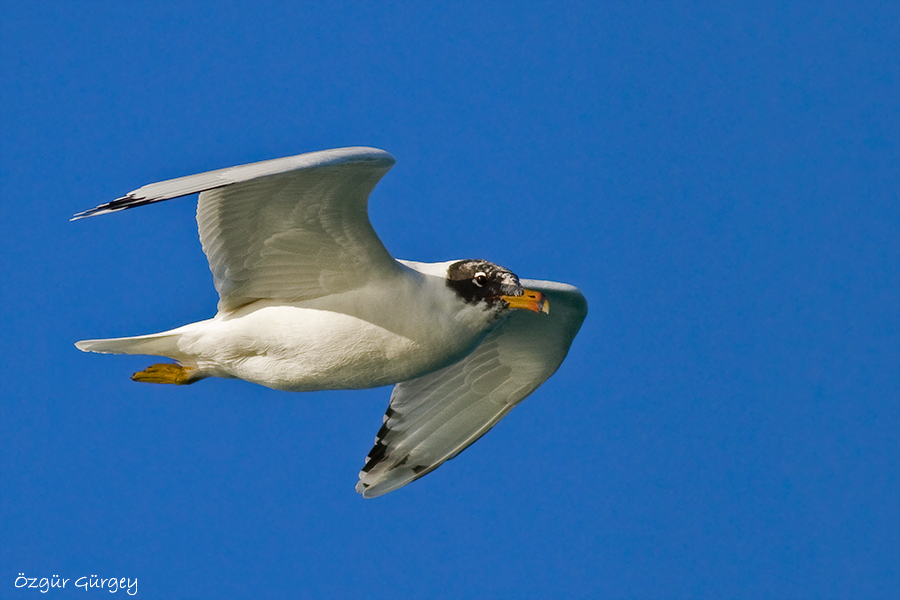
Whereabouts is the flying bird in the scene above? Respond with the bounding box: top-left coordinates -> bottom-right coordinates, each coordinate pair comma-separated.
73,147 -> 587,498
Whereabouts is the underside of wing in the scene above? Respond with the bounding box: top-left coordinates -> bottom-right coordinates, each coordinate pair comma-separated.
357,281 -> 588,498
72,147 -> 401,312
196,152 -> 400,311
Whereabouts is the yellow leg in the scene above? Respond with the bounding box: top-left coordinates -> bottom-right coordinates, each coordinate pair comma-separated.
132,363 -> 196,385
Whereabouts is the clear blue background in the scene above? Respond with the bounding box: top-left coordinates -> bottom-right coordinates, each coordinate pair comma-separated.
2,2 -> 897,598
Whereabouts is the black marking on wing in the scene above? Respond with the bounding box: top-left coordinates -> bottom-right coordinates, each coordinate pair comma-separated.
361,441 -> 388,473
358,403 -> 446,483
71,194 -> 167,220
360,404 -> 404,475
360,412 -> 414,475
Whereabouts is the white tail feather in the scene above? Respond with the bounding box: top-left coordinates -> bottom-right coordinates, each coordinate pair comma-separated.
75,332 -> 183,359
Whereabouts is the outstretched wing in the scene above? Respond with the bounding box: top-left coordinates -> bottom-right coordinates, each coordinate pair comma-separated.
73,147 -> 402,312
357,280 -> 588,498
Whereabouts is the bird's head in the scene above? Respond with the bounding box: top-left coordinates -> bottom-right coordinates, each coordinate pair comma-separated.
445,259 -> 549,314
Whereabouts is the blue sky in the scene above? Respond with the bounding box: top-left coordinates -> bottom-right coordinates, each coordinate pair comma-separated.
1,1 -> 897,598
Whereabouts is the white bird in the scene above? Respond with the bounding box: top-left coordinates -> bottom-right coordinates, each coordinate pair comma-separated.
73,147 -> 587,498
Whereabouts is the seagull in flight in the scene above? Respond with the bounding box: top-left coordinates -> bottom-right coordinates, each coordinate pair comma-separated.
73,147 -> 587,498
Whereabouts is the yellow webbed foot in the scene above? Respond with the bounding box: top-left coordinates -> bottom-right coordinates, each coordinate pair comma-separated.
132,363 -> 196,385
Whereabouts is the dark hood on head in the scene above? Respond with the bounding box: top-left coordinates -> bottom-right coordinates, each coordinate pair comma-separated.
445,259 -> 523,306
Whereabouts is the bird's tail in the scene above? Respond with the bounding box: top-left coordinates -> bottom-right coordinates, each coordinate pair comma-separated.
75,331 -> 183,358
75,330 -> 203,385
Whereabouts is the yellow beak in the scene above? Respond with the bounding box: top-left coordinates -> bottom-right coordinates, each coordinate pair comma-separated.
500,289 -> 550,314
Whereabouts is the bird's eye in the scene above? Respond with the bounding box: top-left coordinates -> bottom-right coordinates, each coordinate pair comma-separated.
473,272 -> 488,287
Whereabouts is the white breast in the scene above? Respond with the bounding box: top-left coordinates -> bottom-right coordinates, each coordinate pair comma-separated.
174,266 -> 498,392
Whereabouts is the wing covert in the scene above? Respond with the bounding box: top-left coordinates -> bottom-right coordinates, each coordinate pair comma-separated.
357,280 -> 587,498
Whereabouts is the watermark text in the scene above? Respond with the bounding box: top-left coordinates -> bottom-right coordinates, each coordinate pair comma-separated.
15,573 -> 137,595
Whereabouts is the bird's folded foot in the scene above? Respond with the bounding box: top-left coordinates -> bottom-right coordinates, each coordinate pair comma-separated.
132,363 -> 196,385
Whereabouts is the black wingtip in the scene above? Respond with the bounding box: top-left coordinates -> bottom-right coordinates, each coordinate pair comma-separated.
71,194 -> 157,221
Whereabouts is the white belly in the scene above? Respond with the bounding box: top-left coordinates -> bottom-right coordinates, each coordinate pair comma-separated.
175,304 -> 482,392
